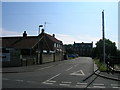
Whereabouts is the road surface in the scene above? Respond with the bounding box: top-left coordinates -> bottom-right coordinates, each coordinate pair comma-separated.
2,57 -> 120,89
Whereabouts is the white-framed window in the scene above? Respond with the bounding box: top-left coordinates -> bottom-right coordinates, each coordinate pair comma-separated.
54,43 -> 56,47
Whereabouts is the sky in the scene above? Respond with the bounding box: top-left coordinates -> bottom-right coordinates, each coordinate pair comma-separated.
1,1 -> 118,48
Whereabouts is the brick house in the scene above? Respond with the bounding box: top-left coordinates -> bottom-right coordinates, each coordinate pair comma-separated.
1,29 -> 65,67
64,42 -> 93,57
73,42 -> 93,57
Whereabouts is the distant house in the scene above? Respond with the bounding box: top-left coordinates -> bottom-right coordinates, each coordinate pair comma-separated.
1,29 -> 65,67
73,42 -> 93,57
64,42 -> 93,57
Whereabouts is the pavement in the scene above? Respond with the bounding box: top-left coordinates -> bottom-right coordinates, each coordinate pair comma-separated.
1,59 -> 120,82
94,62 -> 120,81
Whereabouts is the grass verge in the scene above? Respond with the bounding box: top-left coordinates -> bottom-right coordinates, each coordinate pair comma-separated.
94,59 -> 107,71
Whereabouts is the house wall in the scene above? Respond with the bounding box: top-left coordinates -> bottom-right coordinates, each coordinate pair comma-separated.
42,53 -> 54,63
10,50 -> 21,66
21,55 -> 36,66
2,49 -> 37,67
2,49 -> 21,67
2,50 -> 64,67
55,53 -> 63,61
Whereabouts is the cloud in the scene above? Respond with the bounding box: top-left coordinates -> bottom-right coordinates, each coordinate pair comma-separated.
0,28 -> 21,36
56,34 -> 100,47
56,34 -> 118,49
56,34 -> 78,44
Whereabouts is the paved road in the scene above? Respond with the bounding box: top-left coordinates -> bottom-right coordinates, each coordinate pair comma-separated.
2,57 -> 120,89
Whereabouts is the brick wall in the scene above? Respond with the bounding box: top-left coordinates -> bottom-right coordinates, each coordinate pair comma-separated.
42,53 -> 54,63
55,53 -> 62,61
21,55 -> 36,66
3,51 -> 64,67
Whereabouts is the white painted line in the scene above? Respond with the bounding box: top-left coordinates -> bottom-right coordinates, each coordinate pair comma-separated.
59,83 -> 70,86
46,73 -> 61,81
47,80 -> 56,83
112,87 -> 120,88
42,73 -> 61,85
77,83 -> 87,85
61,81 -> 72,84
87,87 -> 93,88
80,70 -> 85,75
42,82 -> 53,85
111,84 -> 119,86
70,70 -> 85,76
38,65 -> 54,70
76,85 -> 86,87
93,84 -> 104,86
15,80 -> 24,82
26,81 -> 36,83
74,64 -> 79,67
2,78 -> 10,80
93,86 -> 106,88
66,67 -> 73,71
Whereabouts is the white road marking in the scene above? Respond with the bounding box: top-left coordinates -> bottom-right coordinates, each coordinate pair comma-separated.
46,73 -> 61,81
37,65 -> 54,70
2,78 -> 10,80
42,73 -> 61,85
77,83 -> 87,85
26,81 -> 36,83
112,87 -> 120,88
59,83 -> 70,86
76,83 -> 87,87
74,64 -> 79,67
76,85 -> 86,87
42,82 -> 53,85
111,84 -> 119,86
70,70 -> 85,76
61,81 -> 72,84
87,87 -> 92,88
47,80 -> 56,83
15,80 -> 24,82
93,83 -> 104,86
93,86 -> 106,88
66,67 -> 73,71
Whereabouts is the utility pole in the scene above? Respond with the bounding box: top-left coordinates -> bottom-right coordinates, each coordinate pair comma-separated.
102,10 -> 105,64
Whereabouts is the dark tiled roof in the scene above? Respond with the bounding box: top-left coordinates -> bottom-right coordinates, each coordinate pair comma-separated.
2,36 -> 38,49
12,37 -> 39,49
2,33 -> 63,49
2,37 -> 22,48
45,33 -> 62,44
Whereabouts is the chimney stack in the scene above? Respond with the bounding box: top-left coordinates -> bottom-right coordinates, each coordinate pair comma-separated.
23,31 -> 27,37
41,29 -> 44,33
53,34 -> 55,37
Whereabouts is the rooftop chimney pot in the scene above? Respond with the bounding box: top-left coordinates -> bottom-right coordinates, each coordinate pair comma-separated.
41,29 -> 44,33
53,34 -> 55,37
23,31 -> 27,37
